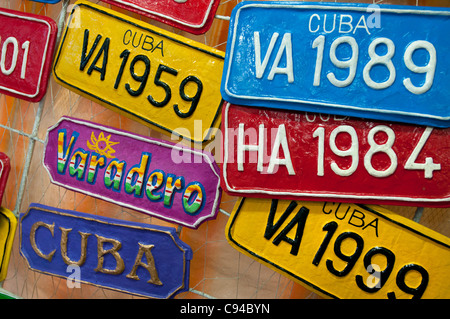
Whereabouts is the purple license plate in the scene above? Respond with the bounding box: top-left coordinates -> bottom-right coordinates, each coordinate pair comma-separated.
43,117 -> 221,228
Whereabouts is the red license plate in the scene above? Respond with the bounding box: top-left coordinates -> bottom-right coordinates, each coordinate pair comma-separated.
222,103 -> 450,207
98,0 -> 221,35
0,8 -> 57,102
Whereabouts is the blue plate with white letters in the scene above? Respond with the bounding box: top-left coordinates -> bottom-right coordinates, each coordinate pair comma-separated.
221,1 -> 450,127
30,0 -> 60,3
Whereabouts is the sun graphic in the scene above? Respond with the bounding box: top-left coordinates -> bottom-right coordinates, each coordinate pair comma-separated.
86,131 -> 119,159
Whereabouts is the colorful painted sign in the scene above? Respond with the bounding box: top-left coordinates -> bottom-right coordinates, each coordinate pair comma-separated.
0,8 -> 57,102
0,207 -> 17,281
43,117 -> 221,228
53,0 -> 225,145
99,0 -> 221,35
0,152 -> 10,203
226,197 -> 450,299
221,2 -> 450,127
20,203 -> 192,298
222,103 -> 450,207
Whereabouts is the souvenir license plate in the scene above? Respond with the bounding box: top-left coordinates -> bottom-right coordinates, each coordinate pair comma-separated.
43,117 -> 221,228
20,204 -> 192,299
222,103 -> 450,207
0,8 -> 57,102
99,0 -> 221,35
221,2 -> 450,127
226,197 -> 450,299
53,0 -> 225,145
0,207 -> 17,281
0,152 -> 10,203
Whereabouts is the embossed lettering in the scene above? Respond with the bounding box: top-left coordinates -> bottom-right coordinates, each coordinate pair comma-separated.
126,243 -> 163,285
94,235 -> 125,275
80,29 -> 110,80
60,227 -> 91,266
30,221 -> 56,262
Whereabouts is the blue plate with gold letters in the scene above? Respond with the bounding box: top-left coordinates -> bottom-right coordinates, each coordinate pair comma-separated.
221,1 -> 450,127
20,203 -> 192,299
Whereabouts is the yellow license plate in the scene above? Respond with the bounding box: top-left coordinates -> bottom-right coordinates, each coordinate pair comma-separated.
53,0 -> 224,145
0,207 -> 17,281
226,198 -> 450,299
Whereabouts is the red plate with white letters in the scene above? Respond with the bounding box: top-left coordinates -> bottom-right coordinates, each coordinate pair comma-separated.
222,103 -> 450,207
0,8 -> 57,102
98,0 -> 221,35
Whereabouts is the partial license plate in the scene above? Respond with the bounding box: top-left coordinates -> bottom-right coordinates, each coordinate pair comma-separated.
0,8 -> 57,102
0,207 -> 17,281
222,103 -> 450,207
226,197 -> 450,299
0,152 -> 10,203
221,2 -> 450,127
29,0 -> 60,3
99,0 -> 221,35
53,0 -> 224,145
20,203 -> 192,299
43,117 -> 221,228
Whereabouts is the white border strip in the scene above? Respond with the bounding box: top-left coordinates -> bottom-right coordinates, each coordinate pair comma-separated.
0,158 -> 4,180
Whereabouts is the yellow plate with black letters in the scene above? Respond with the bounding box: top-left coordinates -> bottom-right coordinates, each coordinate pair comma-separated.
0,207 -> 17,281
53,0 -> 224,145
226,197 -> 450,299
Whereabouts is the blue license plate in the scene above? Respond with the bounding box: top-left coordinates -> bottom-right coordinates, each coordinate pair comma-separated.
20,204 -> 192,299
221,2 -> 450,127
